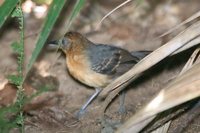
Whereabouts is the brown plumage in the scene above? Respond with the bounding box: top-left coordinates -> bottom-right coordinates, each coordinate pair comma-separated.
49,31 -> 150,117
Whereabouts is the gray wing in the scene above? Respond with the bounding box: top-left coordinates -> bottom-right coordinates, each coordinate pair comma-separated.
87,44 -> 138,75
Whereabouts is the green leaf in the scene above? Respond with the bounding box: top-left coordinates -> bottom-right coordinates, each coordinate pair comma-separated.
11,5 -> 24,31
0,96 -> 24,132
0,0 -> 19,28
11,42 -> 22,53
7,75 -> 23,86
64,0 -> 85,33
11,6 -> 23,18
26,0 -> 66,74
69,0 -> 85,24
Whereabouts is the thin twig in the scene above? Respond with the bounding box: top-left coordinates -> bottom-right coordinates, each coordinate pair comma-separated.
95,0 -> 133,30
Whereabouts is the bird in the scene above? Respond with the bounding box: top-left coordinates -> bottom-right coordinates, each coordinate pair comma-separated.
48,31 -> 150,118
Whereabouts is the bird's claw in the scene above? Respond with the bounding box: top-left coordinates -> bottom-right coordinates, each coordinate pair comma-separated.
75,109 -> 86,119
118,105 -> 126,115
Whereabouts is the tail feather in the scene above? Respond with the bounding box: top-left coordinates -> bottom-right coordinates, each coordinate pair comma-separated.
131,51 -> 151,61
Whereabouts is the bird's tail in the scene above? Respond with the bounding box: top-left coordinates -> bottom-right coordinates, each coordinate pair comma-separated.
130,51 -> 151,61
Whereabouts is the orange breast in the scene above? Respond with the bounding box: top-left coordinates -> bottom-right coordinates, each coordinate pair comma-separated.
66,51 -> 111,88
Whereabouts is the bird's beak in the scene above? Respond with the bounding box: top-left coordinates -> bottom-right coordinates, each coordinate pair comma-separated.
48,39 -> 62,50
47,37 -> 69,51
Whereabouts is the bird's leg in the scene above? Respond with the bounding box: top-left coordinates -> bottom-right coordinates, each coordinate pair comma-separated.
101,93 -> 126,131
76,88 -> 102,118
100,91 -> 126,131
118,91 -> 126,115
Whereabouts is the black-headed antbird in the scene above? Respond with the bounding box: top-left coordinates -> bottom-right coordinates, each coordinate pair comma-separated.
49,32 -> 150,118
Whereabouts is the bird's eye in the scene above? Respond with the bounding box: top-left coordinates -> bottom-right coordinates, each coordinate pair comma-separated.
62,38 -> 68,45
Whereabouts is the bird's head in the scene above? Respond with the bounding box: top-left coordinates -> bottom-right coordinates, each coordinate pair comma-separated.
48,32 -> 89,53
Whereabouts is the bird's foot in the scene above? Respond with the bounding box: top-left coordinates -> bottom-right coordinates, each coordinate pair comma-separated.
75,88 -> 102,119
100,116 -> 122,133
118,105 -> 127,115
75,109 -> 86,119
118,91 -> 127,116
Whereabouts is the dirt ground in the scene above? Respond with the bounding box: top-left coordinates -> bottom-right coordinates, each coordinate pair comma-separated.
0,0 -> 200,133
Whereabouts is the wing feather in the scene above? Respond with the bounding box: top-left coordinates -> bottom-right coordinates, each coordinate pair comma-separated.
88,44 -> 137,75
